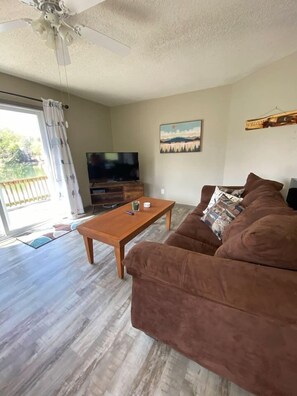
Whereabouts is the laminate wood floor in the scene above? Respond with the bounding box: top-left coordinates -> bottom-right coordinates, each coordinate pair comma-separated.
0,204 -> 253,396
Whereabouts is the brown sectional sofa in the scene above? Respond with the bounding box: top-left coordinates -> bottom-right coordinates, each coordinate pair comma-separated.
124,173 -> 297,396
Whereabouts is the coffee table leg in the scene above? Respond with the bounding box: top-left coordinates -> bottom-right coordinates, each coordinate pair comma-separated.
83,236 -> 94,264
115,245 -> 125,279
166,209 -> 172,230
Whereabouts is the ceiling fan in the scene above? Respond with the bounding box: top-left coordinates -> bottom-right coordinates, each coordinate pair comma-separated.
0,0 -> 130,66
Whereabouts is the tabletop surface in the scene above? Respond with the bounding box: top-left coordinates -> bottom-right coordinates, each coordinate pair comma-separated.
77,196 -> 175,243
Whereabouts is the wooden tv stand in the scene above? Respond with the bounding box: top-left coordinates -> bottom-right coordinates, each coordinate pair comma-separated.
89,181 -> 144,210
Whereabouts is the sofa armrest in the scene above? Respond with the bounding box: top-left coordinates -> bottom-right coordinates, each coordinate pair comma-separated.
200,185 -> 216,204
124,241 -> 297,324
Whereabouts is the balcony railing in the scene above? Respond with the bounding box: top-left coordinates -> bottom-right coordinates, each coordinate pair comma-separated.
0,176 -> 50,208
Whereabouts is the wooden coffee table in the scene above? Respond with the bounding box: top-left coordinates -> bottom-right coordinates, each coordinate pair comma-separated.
77,196 -> 175,278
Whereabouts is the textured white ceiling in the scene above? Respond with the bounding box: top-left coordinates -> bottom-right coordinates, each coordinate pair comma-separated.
0,0 -> 297,106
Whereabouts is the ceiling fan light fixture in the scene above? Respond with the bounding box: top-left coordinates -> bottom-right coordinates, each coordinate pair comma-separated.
45,27 -> 56,49
1,0 -> 130,66
58,24 -> 74,46
31,15 -> 48,38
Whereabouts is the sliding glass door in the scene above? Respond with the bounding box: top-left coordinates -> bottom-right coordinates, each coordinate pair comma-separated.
0,103 -> 66,236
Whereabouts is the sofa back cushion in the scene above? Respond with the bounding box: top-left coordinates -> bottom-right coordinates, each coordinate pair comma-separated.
216,214 -> 297,270
243,172 -> 283,196
223,205 -> 293,242
242,185 -> 286,208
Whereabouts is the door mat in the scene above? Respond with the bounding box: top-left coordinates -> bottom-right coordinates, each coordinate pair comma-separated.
16,220 -> 82,249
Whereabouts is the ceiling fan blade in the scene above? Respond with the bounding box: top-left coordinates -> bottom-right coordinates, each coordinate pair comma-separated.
63,0 -> 106,15
0,18 -> 31,33
55,36 -> 71,66
78,26 -> 130,56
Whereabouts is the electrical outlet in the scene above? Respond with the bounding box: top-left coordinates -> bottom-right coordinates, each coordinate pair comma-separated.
161,188 -> 165,195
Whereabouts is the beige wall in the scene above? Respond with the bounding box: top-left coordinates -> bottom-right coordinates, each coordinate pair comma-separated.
223,52 -> 297,193
111,52 -> 297,204
2,50 -> 296,208
0,72 -> 112,206
111,86 -> 231,205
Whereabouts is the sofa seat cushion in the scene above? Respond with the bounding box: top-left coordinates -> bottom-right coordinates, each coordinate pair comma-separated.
174,212 -> 222,248
216,214 -> 297,270
165,232 -> 217,255
223,205 -> 294,242
243,172 -> 283,196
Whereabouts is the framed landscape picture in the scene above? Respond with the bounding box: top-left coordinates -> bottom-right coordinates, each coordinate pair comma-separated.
160,120 -> 202,153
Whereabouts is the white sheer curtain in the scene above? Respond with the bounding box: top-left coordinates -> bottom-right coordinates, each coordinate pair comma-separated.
42,99 -> 84,217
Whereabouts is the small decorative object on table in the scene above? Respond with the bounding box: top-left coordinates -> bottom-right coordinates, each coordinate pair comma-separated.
131,200 -> 140,211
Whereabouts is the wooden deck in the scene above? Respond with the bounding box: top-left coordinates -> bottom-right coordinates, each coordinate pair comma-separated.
0,204 -> 253,396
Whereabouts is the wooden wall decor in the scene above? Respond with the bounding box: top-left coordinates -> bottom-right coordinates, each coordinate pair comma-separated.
245,109 -> 297,130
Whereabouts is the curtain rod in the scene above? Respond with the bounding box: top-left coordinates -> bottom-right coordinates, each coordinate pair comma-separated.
0,90 -> 69,109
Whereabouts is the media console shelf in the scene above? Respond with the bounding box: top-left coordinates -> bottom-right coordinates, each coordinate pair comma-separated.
89,181 -> 144,210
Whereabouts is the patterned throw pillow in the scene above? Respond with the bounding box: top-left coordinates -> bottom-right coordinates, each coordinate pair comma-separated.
201,194 -> 244,240
219,187 -> 245,197
203,186 -> 244,214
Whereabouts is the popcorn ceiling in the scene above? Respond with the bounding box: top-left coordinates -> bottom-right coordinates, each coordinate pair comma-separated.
0,0 -> 297,106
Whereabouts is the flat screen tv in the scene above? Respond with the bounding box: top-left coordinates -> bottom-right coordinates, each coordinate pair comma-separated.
86,152 -> 139,183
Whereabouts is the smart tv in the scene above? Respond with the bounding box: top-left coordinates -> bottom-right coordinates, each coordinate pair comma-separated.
86,152 -> 139,183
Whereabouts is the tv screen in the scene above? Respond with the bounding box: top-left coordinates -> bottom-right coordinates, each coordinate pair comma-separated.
86,152 -> 139,182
